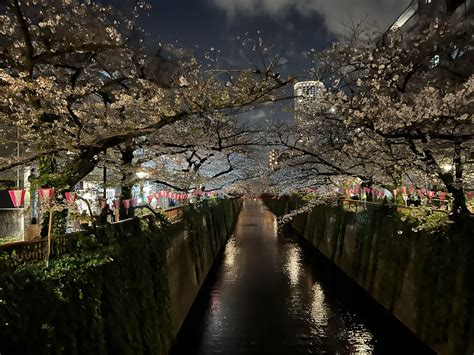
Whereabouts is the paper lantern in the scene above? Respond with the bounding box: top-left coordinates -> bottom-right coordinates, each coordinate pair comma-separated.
39,188 -> 55,202
123,199 -> 131,214
438,192 -> 447,201
65,192 -> 77,204
427,191 -> 435,200
131,198 -> 138,208
147,195 -> 154,204
401,186 -> 407,194
8,189 -> 26,208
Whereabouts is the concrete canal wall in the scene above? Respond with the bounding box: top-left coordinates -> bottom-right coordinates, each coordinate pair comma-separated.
0,199 -> 242,355
266,198 -> 474,355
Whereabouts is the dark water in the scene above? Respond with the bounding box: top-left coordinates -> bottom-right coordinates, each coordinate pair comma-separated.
170,200 -> 433,355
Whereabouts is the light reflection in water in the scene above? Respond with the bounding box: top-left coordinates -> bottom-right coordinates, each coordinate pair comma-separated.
285,244 -> 301,286
224,239 -> 238,268
310,283 -> 329,333
347,327 -> 374,354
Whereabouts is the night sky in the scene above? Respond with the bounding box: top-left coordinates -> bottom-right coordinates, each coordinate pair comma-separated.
118,0 -> 411,123
138,0 -> 410,77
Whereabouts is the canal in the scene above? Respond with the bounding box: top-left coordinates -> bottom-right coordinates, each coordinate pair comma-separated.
170,200 -> 433,354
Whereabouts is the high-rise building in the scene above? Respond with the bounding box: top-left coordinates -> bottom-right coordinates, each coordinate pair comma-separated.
268,149 -> 278,171
293,81 -> 324,125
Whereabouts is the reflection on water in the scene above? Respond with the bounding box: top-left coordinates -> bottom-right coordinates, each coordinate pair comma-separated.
347,326 -> 374,354
310,283 -> 329,333
284,244 -> 301,287
171,200 -> 433,355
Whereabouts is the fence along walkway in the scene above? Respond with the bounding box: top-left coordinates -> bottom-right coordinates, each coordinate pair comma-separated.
0,207 -> 183,270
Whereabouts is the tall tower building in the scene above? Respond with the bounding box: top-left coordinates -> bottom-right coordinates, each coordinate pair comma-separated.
293,81 -> 324,126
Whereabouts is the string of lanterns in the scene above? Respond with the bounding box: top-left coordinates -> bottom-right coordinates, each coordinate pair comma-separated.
5,188 -> 222,212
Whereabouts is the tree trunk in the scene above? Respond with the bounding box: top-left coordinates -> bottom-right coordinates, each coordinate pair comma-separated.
119,143 -> 135,220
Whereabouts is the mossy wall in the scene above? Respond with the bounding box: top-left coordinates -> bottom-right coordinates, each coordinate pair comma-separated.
266,199 -> 474,355
0,199 -> 242,355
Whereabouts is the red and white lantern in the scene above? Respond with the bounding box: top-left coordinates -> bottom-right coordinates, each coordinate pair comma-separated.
147,195 -> 154,204
427,191 -> 435,200
65,192 -> 77,204
8,189 -> 26,208
39,188 -> 55,202
131,198 -> 138,208
123,199 -> 131,215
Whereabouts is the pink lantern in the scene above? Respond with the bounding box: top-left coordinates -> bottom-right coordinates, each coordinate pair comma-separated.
122,199 -> 131,215
39,188 -> 55,202
153,193 -> 160,201
131,198 -> 138,208
427,191 -> 435,200
147,195 -> 154,204
65,192 -> 77,204
438,192 -> 447,201
401,186 -> 407,194
466,191 -> 474,200
417,190 -> 423,198
393,189 -> 398,197
409,186 -> 416,195
8,189 -> 26,208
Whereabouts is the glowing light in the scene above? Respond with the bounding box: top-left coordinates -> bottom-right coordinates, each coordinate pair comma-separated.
136,170 -> 149,179
441,163 -> 453,172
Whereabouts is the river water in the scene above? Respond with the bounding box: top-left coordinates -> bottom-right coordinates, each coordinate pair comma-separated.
170,200 -> 433,354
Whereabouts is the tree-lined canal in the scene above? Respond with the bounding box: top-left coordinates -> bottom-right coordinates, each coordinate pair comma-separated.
170,200 -> 433,354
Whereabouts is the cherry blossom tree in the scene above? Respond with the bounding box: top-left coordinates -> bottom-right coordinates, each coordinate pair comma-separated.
273,19 -> 473,218
0,0 -> 291,190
